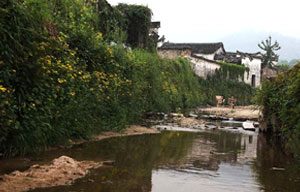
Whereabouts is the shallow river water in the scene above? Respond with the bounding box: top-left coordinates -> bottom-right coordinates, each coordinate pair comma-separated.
1,129 -> 300,192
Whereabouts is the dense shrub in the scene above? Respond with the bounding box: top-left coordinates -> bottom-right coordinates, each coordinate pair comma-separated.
0,0 -> 206,156
256,63 -> 300,158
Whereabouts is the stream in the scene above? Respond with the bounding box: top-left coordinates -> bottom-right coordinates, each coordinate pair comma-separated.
1,121 -> 300,192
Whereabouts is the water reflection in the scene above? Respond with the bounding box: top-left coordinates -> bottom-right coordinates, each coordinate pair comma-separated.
152,132 -> 261,192
0,130 -> 299,192
238,134 -> 257,163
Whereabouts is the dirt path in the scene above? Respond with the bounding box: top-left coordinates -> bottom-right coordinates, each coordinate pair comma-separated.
197,105 -> 260,120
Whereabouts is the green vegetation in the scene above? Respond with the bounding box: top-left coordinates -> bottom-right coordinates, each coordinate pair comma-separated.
0,0 -> 254,156
217,61 -> 249,81
0,0 -> 205,156
256,62 -> 300,159
275,64 -> 290,72
200,61 -> 253,106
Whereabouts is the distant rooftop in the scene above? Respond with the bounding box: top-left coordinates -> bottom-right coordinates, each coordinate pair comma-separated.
151,22 -> 161,28
159,42 -> 225,54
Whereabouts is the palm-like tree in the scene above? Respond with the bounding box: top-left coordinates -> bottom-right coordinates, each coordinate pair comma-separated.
258,36 -> 281,68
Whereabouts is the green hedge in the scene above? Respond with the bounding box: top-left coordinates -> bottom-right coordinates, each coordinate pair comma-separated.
256,63 -> 300,158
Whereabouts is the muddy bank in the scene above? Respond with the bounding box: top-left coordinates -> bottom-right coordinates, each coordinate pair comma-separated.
197,105 -> 260,121
0,156 -> 102,192
69,125 -> 159,146
92,125 -> 159,141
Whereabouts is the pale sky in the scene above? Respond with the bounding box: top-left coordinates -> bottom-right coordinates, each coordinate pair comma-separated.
107,0 -> 300,43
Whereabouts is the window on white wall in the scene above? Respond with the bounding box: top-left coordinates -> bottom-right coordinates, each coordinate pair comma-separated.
251,75 -> 256,87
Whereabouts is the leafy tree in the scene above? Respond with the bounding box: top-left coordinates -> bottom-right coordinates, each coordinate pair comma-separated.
275,64 -> 290,72
116,4 -> 152,49
258,36 -> 281,68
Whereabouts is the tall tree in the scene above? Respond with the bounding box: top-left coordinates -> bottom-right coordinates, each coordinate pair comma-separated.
258,36 -> 281,68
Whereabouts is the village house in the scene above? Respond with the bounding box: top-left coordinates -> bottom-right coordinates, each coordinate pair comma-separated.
158,42 -> 226,79
158,42 -> 263,87
215,51 -> 262,87
149,22 -> 161,43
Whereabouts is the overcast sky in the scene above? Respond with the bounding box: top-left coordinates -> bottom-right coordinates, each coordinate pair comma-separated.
107,0 -> 300,43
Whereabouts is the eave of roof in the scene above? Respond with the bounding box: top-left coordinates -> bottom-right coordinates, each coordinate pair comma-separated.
191,54 -> 221,65
159,42 -> 225,54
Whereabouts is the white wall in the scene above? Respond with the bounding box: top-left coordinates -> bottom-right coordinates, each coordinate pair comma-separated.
189,57 -> 220,79
194,53 -> 215,60
157,49 -> 192,59
242,57 -> 262,87
194,47 -> 224,61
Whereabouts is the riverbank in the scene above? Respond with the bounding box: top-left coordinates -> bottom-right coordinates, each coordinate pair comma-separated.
197,105 -> 260,120
91,125 -> 159,142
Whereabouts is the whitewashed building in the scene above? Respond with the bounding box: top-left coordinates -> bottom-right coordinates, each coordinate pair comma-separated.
158,42 -> 263,87
158,42 -> 225,79
215,51 -> 263,87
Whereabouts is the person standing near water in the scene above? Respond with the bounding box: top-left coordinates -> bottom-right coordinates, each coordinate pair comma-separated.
228,96 -> 237,109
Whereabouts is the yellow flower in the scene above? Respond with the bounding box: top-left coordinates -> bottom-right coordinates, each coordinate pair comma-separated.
70,92 -> 75,96
57,78 -> 66,83
0,85 -> 7,92
4,100 -> 8,105
31,103 -> 36,107
70,51 -> 76,56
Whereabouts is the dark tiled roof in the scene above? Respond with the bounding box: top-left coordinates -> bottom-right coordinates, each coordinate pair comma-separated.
215,51 -> 263,64
214,53 -> 242,64
159,42 -> 225,54
151,22 -> 161,28
236,51 -> 262,59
